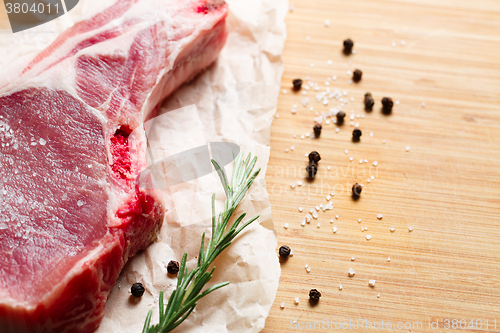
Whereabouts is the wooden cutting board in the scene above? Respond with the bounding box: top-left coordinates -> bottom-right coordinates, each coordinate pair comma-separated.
262,0 -> 500,332
1,0 -> 499,332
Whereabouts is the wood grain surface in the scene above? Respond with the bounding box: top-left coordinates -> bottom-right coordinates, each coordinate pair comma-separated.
0,0 -> 8,31
262,0 -> 500,332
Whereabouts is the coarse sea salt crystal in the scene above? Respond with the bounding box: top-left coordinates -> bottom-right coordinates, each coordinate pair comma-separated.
280,302 -> 285,309
332,225 -> 337,233
322,204 -> 333,211
406,146 -> 411,152
369,280 -> 376,287
0,223 -> 7,230
312,212 -> 319,219
77,200 -> 85,207
294,297 -> 300,304
390,227 -> 395,232
317,223 -> 321,228
365,235 -> 372,240
373,161 -> 378,166
377,214 -> 383,219
39,138 -> 46,145
284,223 -> 289,229
297,181 -> 302,186
339,284 -> 343,290
298,207 -> 303,212
348,268 -> 355,277
324,20 -> 330,27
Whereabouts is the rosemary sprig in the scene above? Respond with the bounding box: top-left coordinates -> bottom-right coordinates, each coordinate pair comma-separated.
142,153 -> 261,333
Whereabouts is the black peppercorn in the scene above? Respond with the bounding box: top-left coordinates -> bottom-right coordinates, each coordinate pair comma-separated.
306,163 -> 318,179
309,289 -> 321,301
131,282 -> 145,297
167,260 -> 180,275
308,151 -> 321,163
352,183 -> 362,197
279,245 -> 291,258
352,128 -> 362,141
336,111 -> 346,125
313,124 -> 322,138
364,92 -> 374,111
343,38 -> 354,54
292,78 -> 303,90
352,69 -> 362,82
381,97 -> 394,114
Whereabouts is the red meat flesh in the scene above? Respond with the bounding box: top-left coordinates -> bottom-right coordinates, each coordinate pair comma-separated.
0,0 -> 228,332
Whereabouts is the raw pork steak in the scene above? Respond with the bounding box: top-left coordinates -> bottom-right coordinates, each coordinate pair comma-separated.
0,0 -> 228,332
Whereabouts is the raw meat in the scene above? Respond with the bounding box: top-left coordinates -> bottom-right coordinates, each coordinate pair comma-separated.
0,0 -> 228,332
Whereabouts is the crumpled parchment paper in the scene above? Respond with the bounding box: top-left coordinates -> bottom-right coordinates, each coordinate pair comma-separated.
0,0 -> 287,332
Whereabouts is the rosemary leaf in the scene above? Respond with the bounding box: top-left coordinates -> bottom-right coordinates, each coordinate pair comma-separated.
142,153 -> 260,333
